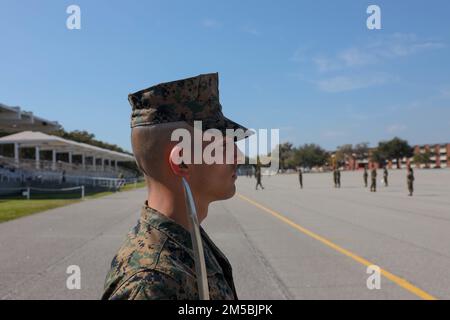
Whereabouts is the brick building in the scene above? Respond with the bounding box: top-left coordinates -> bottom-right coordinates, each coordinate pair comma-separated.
339,143 -> 450,170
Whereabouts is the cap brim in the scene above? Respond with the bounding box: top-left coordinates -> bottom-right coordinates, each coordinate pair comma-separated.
196,115 -> 253,142
220,116 -> 255,141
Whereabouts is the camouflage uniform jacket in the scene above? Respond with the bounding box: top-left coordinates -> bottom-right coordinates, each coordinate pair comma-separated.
102,205 -> 238,300
371,169 -> 377,179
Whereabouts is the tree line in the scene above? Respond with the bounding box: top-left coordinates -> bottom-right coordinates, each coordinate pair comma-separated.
274,137 -> 433,170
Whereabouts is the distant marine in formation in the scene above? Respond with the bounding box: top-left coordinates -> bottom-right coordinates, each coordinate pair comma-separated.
255,166 -> 264,190
363,166 -> 368,188
383,167 -> 389,187
407,165 -> 415,196
370,168 -> 377,192
333,168 -> 341,188
298,168 -> 303,189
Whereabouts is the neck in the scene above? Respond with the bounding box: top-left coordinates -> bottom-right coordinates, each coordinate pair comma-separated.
146,179 -> 209,231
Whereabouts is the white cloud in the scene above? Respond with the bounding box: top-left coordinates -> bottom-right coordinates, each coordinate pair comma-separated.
302,33 -> 445,73
316,74 -> 393,93
312,56 -> 339,72
338,47 -> 375,67
373,33 -> 445,58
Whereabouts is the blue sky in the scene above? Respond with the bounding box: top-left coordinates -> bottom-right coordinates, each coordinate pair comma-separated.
1,0 -> 450,152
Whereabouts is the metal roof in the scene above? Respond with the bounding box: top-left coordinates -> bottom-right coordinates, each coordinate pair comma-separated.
0,131 -> 135,162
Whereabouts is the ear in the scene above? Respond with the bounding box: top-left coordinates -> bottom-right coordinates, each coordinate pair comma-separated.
169,145 -> 189,177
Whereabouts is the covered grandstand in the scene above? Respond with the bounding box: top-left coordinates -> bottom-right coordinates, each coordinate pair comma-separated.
0,131 -> 138,194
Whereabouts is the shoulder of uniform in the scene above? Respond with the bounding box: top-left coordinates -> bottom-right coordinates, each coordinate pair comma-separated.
105,269 -> 197,300
103,219 -> 199,299
154,238 -> 197,279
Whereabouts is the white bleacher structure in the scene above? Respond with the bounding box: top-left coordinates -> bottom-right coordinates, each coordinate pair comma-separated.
0,131 -> 137,188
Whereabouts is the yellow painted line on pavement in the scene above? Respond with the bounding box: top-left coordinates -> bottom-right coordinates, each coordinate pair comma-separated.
237,193 -> 437,300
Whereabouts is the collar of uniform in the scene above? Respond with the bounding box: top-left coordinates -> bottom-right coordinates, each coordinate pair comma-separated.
140,204 -> 226,276
140,204 -> 195,253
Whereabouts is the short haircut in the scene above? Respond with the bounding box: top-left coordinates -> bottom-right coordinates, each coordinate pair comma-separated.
131,122 -> 193,182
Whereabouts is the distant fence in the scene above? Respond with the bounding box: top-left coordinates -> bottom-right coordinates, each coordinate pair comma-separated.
0,186 -> 85,200
0,177 -> 144,200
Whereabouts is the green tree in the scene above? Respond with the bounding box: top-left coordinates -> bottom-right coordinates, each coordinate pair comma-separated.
278,142 -> 295,171
354,142 -> 369,160
335,144 -> 353,167
295,144 -> 328,169
370,148 -> 386,166
377,137 -> 413,169
413,150 -> 432,168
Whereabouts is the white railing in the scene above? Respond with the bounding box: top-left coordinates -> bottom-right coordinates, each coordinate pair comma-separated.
0,156 -> 136,177
30,171 -> 126,189
0,167 -> 23,183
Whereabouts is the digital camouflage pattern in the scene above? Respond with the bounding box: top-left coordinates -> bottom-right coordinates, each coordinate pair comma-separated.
383,168 -> 389,186
370,168 -> 377,192
363,168 -> 368,187
371,168 -> 377,180
128,73 -> 251,140
102,205 -> 238,300
407,168 -> 415,195
333,169 -> 341,188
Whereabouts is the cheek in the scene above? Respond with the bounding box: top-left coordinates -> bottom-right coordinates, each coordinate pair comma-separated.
192,165 -> 235,194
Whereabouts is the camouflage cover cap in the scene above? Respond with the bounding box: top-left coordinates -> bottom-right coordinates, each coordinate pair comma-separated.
128,73 -> 253,140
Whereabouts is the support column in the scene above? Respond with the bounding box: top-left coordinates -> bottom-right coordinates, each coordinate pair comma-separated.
101,158 -> 105,171
93,156 -> 96,171
68,152 -> 73,165
14,143 -> 20,165
435,145 -> 441,169
82,154 -> 86,170
115,160 -> 118,171
52,149 -> 57,170
35,146 -> 40,169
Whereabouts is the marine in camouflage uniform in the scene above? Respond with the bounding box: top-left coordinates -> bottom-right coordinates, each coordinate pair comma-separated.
298,168 -> 303,189
363,166 -> 368,188
102,205 -> 237,300
102,73 -> 251,300
336,169 -> 341,188
333,168 -> 341,188
407,166 -> 415,196
383,167 -> 389,187
333,168 -> 338,188
255,166 -> 264,190
370,168 -> 377,192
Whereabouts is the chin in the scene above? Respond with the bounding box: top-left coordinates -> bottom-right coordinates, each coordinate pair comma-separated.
214,184 -> 236,201
224,184 -> 236,199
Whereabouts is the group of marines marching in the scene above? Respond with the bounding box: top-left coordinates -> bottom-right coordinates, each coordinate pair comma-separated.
254,166 -> 416,196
